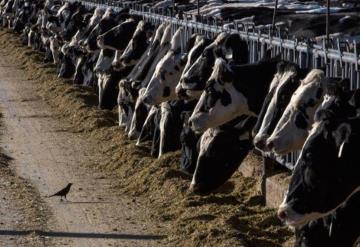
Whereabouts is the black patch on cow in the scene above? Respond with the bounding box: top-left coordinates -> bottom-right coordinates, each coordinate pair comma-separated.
316,88 -> 323,99
220,90 -> 231,106
174,65 -> 180,71
163,87 -> 171,97
180,59 -> 187,66
307,98 -> 316,107
160,71 -> 166,81
295,112 -> 308,129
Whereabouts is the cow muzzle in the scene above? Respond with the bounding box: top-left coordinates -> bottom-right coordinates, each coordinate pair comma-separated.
277,205 -> 308,228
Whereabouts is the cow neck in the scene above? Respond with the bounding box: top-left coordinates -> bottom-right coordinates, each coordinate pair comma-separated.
232,59 -> 279,115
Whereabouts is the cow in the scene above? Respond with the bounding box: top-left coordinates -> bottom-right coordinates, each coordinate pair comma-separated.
189,57 -> 281,133
142,27 -> 189,105
296,192 -> 360,247
277,86 -> 359,228
190,115 -> 257,194
265,70 -> 328,155
96,16 -> 138,53
175,35 -> 211,99
118,20 -> 154,67
83,8 -> 126,53
253,62 -> 309,150
176,32 -> 249,100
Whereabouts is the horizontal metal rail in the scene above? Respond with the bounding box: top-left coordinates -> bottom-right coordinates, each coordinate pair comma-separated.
66,0 -> 360,169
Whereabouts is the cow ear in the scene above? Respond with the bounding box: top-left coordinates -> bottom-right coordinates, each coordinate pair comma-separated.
333,123 -> 351,158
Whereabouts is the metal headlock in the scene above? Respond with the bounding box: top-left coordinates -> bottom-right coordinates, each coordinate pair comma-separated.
66,0 -> 360,170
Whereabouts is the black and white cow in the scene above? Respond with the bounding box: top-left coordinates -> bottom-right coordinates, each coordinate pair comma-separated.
118,20 -> 154,67
277,87 -> 359,228
296,191 -> 360,247
253,62 -> 309,150
190,116 -> 257,194
83,8 -> 126,53
265,69 -> 327,154
189,57 -> 281,133
176,32 -> 249,100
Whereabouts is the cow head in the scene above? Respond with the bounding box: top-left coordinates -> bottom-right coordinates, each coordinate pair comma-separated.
83,8 -> 121,52
265,69 -> 325,154
119,21 -> 154,67
176,32 -> 248,100
190,116 -> 255,194
188,58 -> 247,132
142,27 -> 187,105
253,63 -> 308,150
61,5 -> 88,41
96,18 -> 137,51
175,35 -> 211,100
277,89 -> 359,228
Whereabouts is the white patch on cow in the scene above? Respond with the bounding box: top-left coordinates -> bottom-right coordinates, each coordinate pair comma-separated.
160,24 -> 172,47
102,8 -> 113,20
267,69 -> 325,154
49,36 -> 60,64
69,31 -> 82,47
89,8 -> 105,27
147,23 -> 166,55
94,49 -> 114,72
27,29 -> 34,47
112,50 -> 123,67
143,27 -> 187,105
98,72 -> 111,106
158,102 -> 171,158
128,88 -> 147,139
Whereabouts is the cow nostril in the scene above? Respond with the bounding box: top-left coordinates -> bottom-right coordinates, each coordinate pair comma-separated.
188,120 -> 193,128
277,210 -> 287,221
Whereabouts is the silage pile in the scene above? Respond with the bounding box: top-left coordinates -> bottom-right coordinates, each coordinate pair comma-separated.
0,29 -> 293,246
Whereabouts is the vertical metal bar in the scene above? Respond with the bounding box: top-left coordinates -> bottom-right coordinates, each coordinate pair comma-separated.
326,0 -> 330,48
197,0 -> 200,17
272,0 -> 279,33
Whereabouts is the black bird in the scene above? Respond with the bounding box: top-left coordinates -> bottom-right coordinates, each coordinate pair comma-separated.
48,183 -> 73,201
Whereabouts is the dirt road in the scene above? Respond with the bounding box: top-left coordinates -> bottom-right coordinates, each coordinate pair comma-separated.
0,56 -> 164,246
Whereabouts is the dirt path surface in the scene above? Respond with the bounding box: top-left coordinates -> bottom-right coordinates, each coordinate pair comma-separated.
0,57 -> 164,246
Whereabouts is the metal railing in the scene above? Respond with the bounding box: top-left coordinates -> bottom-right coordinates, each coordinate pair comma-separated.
66,0 -> 360,169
